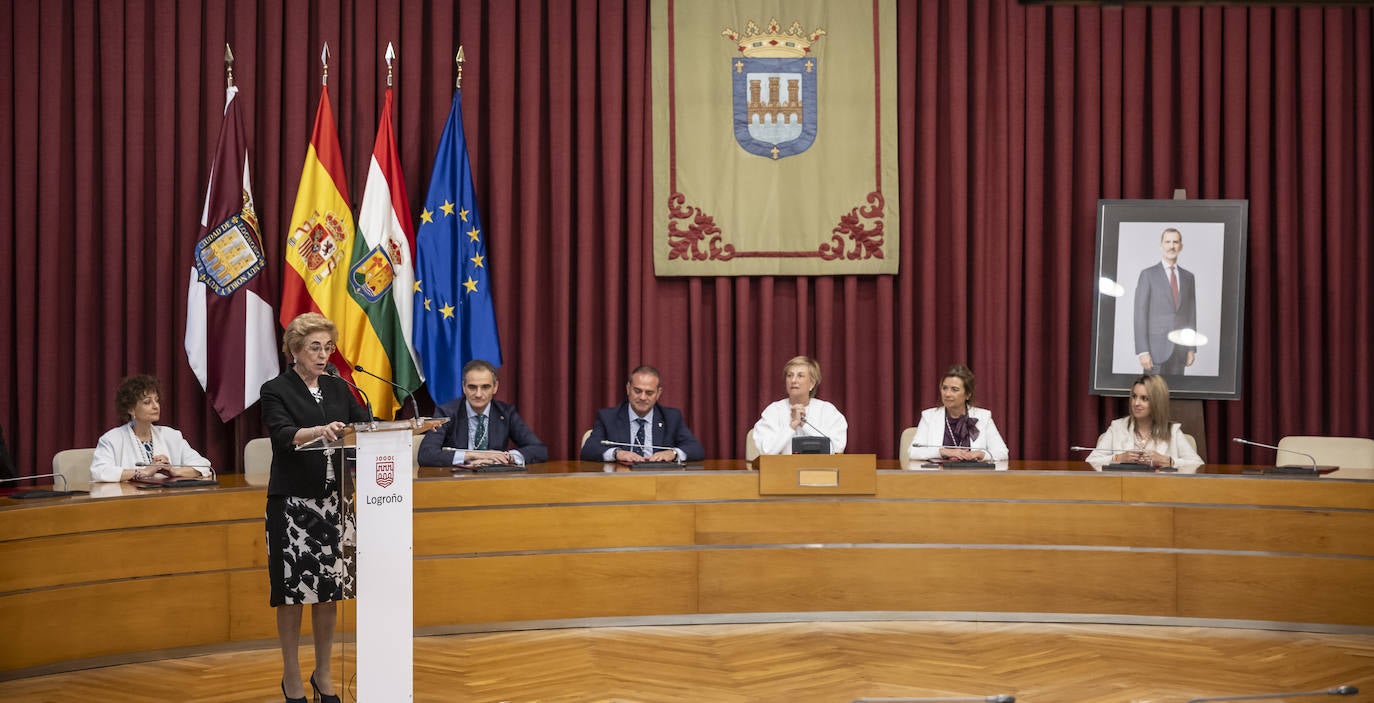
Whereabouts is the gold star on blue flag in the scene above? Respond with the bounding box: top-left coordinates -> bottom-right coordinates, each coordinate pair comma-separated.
412,89 -> 502,405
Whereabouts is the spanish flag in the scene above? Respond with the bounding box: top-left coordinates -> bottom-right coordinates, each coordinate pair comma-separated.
280,84 -> 399,418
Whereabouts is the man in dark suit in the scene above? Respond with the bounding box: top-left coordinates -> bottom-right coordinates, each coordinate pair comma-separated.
1134,227 -> 1198,376
416,359 -> 547,467
580,365 -> 705,464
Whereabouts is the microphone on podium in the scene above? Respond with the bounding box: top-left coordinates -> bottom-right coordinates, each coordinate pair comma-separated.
326,363 -> 375,420
353,364 -> 421,422
290,364 -> 374,450
1185,684 -> 1357,702
1232,437 -> 1320,475
795,418 -> 837,454
852,695 -> 1015,703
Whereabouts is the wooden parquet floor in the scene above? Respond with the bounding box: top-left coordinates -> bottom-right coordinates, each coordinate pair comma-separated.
1,621 -> 1372,702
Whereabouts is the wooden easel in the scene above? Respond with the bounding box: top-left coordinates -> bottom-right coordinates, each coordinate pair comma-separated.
1168,188 -> 1206,462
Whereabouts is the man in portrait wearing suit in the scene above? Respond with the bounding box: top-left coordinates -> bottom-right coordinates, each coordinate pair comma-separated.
1134,227 -> 1198,376
580,365 -> 706,464
416,359 -> 547,467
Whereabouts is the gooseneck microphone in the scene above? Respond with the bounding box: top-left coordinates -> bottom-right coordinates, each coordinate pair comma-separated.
852,695 -> 1015,703
353,364 -> 420,421
0,472 -> 74,493
802,418 -> 837,445
911,444 -> 996,469
601,440 -> 679,452
136,460 -> 216,480
1069,445 -> 1174,472
326,363 -> 375,420
1185,684 -> 1357,702
1232,437 -> 1319,474
1069,445 -> 1116,455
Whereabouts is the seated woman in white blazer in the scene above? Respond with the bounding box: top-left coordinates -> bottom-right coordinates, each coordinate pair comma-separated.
909,364 -> 1009,462
1088,373 -> 1202,473
752,355 -> 848,455
90,375 -> 211,483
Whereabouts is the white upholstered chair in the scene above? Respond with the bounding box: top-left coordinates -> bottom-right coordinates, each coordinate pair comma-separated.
898,426 -> 918,464
242,437 -> 273,486
1276,436 -> 1374,470
51,447 -> 95,492
745,430 -> 760,462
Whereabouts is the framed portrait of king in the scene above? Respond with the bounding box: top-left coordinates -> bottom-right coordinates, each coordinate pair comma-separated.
1090,199 -> 1248,400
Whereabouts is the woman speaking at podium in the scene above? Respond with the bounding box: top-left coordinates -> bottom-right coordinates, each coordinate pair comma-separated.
89,375 -> 211,482
260,312 -> 370,703
909,364 -> 1010,463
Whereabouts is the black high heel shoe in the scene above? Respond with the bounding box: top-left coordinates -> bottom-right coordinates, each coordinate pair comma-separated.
282,680 -> 307,703
310,672 -> 342,703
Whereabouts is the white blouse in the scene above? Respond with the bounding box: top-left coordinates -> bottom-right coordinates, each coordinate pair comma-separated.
752,397 -> 848,455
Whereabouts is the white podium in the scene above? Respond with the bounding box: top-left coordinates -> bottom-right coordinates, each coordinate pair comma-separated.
354,420 -> 417,700
298,417 -> 443,701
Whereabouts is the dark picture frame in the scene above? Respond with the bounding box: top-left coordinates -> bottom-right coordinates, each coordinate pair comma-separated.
1090,199 -> 1248,400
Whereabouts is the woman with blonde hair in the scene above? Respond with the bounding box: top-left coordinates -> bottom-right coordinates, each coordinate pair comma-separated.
260,312 -> 370,703
752,355 -> 848,455
1088,374 -> 1202,472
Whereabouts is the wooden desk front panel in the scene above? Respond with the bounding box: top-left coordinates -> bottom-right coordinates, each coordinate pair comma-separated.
3,469 -> 1374,676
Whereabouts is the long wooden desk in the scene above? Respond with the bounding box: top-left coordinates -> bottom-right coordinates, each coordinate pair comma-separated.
3,460 -> 1373,677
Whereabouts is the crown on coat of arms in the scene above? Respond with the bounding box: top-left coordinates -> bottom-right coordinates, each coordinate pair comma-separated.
722,19 -> 826,58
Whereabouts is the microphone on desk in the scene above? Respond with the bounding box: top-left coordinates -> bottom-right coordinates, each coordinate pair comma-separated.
1232,437 -> 1319,475
353,363 -> 421,422
137,461 -> 216,481
0,472 -> 84,497
1185,684 -> 1357,702
912,444 -> 994,465
601,440 -> 681,453
1068,445 -> 1171,472
852,695 -> 1015,703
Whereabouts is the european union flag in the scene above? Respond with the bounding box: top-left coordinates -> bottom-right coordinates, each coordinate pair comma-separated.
413,90 -> 502,406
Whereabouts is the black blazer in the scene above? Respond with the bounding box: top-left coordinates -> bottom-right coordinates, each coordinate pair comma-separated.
580,402 -> 705,462
416,399 -> 548,466
260,368 -> 371,498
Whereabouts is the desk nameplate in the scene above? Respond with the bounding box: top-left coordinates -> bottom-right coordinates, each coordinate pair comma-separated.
757,454 -> 877,495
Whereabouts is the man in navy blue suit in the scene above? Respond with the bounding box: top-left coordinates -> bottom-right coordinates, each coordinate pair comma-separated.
1134,227 -> 1198,376
417,359 -> 547,467
580,365 -> 705,464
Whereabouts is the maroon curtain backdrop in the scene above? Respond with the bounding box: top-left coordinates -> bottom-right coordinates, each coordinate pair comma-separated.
2,0 -> 1370,477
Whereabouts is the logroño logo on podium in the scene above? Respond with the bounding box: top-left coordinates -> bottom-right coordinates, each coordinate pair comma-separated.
375,455 -> 394,488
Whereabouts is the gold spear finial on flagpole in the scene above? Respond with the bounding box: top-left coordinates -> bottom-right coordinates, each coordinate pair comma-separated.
455,45 -> 464,90
225,43 -> 235,88
385,42 -> 396,88
320,42 -> 330,86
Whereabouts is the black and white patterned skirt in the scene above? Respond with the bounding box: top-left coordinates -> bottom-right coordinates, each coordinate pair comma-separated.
265,482 -> 355,606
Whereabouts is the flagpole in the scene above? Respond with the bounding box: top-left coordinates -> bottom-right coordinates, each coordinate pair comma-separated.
385,42 -> 395,88
224,43 -> 235,88
455,45 -> 464,89
320,41 -> 329,86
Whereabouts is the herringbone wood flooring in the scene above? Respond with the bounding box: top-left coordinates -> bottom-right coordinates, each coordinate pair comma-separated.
1,621 -> 1371,702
